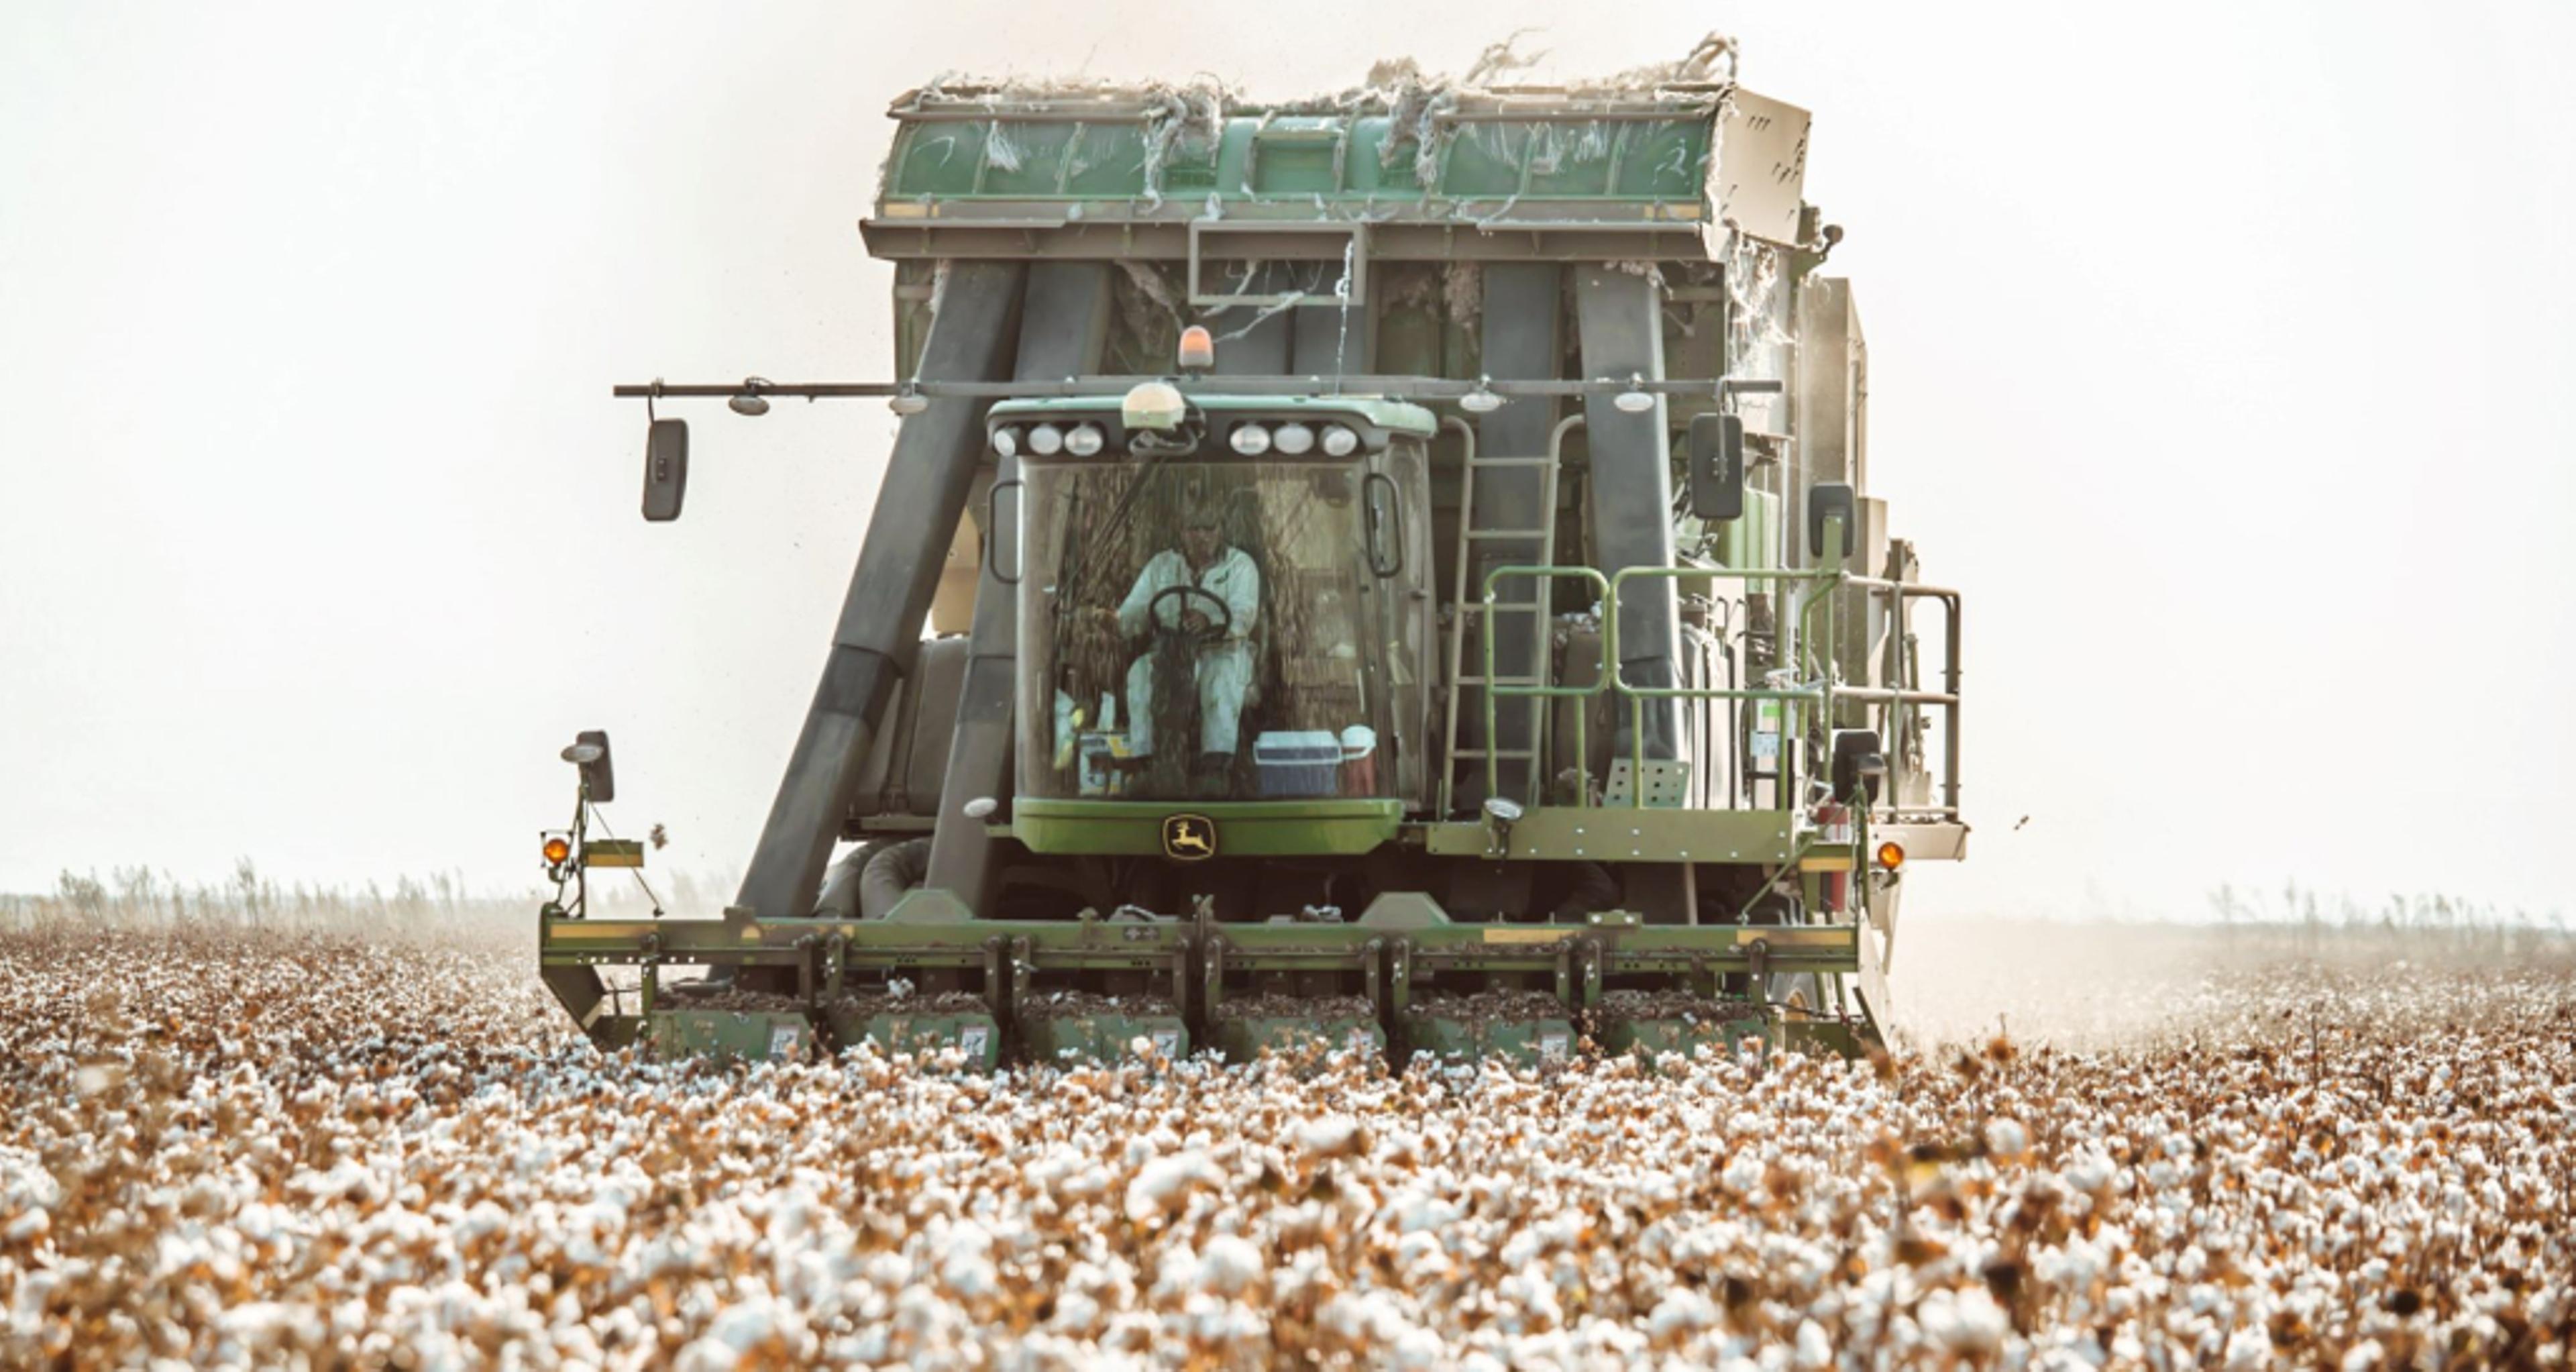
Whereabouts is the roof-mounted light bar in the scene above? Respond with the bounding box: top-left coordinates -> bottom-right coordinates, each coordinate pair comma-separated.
615,375 -> 1785,405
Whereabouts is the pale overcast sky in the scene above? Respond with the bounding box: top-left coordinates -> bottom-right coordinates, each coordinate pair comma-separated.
3,1 -> 2569,921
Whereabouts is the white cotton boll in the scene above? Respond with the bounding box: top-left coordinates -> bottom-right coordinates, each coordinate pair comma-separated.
1124,1151 -> 1222,1222
1197,1234 -> 1265,1297
673,1302 -> 789,1371
1648,1287 -> 1720,1340
1397,1230 -> 1453,1281
1721,1153 -> 1766,1197
1297,1116 -> 1364,1159
1986,1118 -> 2029,1160
1918,1287 -> 2008,1355
2340,1340 -> 2385,1372
2065,1151 -> 2117,1193
2223,1324 -> 2270,1370
1794,1318 -> 1833,1369
938,1221 -> 999,1299
1391,1327 -> 1448,1369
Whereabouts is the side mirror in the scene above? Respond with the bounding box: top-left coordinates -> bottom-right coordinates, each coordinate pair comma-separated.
642,419 -> 689,522
1829,728 -> 1884,805
561,729 -> 616,802
1362,472 -> 1404,577
1687,413 -> 1745,521
1807,482 -> 1856,562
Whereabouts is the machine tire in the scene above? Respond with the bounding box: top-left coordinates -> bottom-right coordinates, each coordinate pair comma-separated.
859,837 -> 934,920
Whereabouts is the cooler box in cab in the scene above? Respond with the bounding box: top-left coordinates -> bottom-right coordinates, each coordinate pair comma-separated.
1254,731 -> 1342,796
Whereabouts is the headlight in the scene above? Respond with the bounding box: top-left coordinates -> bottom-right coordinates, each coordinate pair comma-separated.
990,426 -> 1018,458
1064,423 -> 1104,456
1273,421 -> 1315,456
1229,423 -> 1272,456
1028,423 -> 1065,456
1320,424 -> 1360,456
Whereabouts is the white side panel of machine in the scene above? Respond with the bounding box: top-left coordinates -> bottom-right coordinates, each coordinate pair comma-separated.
1713,89 -> 1811,246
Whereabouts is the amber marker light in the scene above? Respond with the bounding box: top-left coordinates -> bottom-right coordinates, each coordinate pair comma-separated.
1876,841 -> 1905,870
543,837 -> 572,865
1177,325 -> 1215,370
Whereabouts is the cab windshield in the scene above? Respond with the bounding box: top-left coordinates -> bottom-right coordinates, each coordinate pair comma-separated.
1017,449 -> 1407,802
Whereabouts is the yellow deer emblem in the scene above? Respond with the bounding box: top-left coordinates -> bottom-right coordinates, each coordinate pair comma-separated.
1161,814 -> 1217,860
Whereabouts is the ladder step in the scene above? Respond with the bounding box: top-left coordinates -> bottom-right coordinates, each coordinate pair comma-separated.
1454,749 -> 1540,761
1464,529 -> 1555,540
1454,676 -> 1544,687
1461,600 -> 1546,613
1468,456 -> 1560,468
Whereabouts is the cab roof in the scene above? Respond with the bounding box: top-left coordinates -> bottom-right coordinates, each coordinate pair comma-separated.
988,393 -> 1438,437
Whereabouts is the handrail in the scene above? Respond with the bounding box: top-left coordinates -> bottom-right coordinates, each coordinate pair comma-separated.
1607,565 -> 1837,810
1478,564 -> 1608,806
1473,515 -> 1966,822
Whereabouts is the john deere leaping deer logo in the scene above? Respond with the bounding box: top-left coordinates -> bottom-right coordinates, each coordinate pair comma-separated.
1161,814 -> 1217,861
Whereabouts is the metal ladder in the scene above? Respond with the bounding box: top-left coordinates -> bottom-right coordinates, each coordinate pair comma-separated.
1440,450 -> 1562,812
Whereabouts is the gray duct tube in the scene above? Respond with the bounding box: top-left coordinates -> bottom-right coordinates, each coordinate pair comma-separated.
1469,263 -> 1562,801
1574,266 -> 1679,759
924,262 -> 1112,911
860,838 -> 934,921
731,260 -> 1026,925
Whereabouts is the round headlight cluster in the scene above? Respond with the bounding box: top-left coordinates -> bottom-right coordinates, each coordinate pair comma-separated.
1226,420 -> 1364,458
991,423 -> 1107,458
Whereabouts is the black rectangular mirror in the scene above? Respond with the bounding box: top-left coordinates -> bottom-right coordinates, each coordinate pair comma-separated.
574,729 -> 616,802
1687,412 -> 1744,521
1362,472 -> 1404,576
1807,481 -> 1857,560
642,419 -> 688,522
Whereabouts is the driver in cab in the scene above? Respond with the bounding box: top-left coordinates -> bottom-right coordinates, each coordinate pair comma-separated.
1089,512 -> 1260,774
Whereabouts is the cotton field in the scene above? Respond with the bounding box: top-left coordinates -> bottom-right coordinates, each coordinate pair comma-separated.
3,926 -> 2570,1369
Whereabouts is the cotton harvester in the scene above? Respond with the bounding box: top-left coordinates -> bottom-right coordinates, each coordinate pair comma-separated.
537,54 -> 1968,1067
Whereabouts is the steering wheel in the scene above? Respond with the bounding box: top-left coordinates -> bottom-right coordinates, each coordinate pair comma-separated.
1145,583 -> 1233,645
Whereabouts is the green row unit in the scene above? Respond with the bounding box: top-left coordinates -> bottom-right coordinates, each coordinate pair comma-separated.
544,901 -> 1881,1066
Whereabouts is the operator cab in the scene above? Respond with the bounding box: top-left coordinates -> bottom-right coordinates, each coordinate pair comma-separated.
1006,390 -> 1435,807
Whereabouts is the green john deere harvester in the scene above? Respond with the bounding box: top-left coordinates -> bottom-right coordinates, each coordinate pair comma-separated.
537,58 -> 1968,1067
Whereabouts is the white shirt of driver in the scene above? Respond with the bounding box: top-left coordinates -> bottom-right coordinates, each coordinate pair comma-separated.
1116,545 -> 1259,645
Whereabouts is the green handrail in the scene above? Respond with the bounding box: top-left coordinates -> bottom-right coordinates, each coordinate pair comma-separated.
1479,565 -> 1608,806
1477,516 -> 1860,812
1604,565 -> 1836,809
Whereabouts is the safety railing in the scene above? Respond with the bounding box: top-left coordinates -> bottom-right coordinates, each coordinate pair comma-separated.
1477,522 -> 1964,822
1836,575 -> 1964,823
